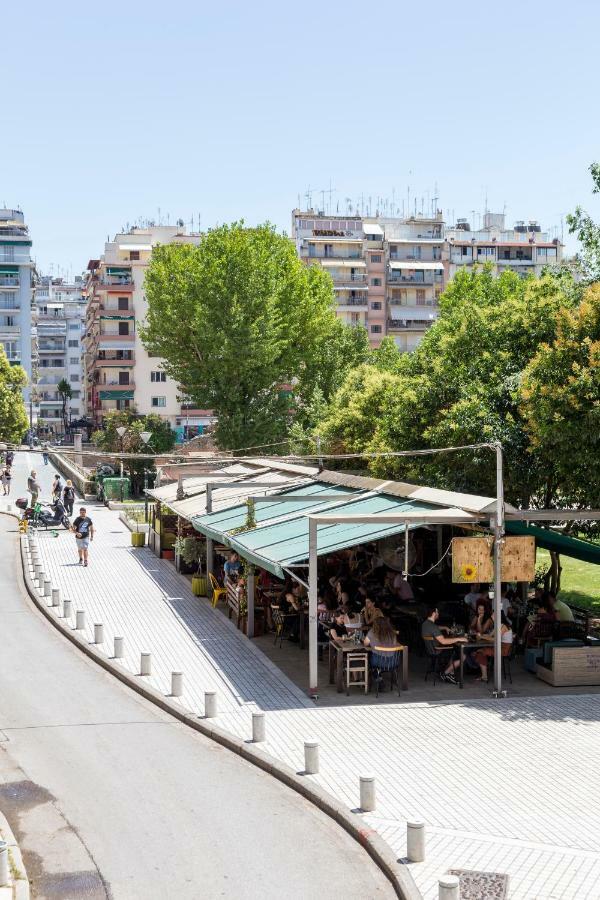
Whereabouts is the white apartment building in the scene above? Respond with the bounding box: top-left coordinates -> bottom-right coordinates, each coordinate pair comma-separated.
84,225 -> 215,439
0,209 -> 34,399
34,276 -> 86,436
292,209 -> 563,351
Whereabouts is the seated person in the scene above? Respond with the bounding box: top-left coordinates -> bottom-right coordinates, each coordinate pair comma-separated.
362,596 -> 383,627
474,611 -> 513,683
393,572 -> 415,602
521,594 -> 556,646
421,606 -> 468,685
464,583 -> 482,611
224,551 -> 242,581
548,591 -> 575,623
329,610 -> 351,642
279,590 -> 301,642
343,602 -> 363,631
470,601 -> 492,636
364,615 -> 398,650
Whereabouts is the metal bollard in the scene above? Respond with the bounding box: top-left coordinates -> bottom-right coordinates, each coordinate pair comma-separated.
75,609 -> 86,630
407,821 -> 425,862
62,599 -> 72,620
0,840 -> 8,887
171,672 -> 183,697
114,636 -> 124,658
94,623 -> 104,644
43,579 -> 52,598
252,712 -> 265,743
51,588 -> 61,607
204,691 -> 217,718
140,652 -> 152,676
438,875 -> 460,900
359,774 -> 376,812
304,740 -> 319,774
6,503 -> 12,513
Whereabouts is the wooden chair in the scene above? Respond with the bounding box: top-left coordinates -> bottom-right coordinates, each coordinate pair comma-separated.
370,645 -> 404,697
209,572 -> 227,608
345,651 -> 369,695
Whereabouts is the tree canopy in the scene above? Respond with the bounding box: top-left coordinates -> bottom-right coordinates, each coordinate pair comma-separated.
92,410 -> 176,494
57,378 -> 72,433
140,222 -> 369,450
0,347 -> 28,443
567,162 -> 600,280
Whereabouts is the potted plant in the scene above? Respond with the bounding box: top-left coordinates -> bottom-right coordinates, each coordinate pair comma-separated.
175,536 -> 207,596
130,510 -> 146,548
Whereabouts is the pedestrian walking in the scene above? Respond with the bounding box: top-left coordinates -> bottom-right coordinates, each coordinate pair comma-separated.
2,466 -> 11,496
6,450 -> 14,467
42,443 -> 49,465
71,507 -> 94,567
63,480 -> 75,516
52,474 -> 62,501
27,470 -> 41,508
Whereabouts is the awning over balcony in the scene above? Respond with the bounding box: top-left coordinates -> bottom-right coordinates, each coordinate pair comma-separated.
100,315 -> 135,321
389,261 -> 444,270
0,265 -> 19,273
98,390 -> 134,400
105,266 -> 132,274
320,259 -> 367,268
98,341 -> 135,351
363,223 -> 384,236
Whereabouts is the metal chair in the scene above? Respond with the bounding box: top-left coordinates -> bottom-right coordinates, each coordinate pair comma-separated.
209,572 -> 227,608
345,651 -> 369,695
370,646 -> 404,697
271,605 -> 296,647
423,635 -> 449,685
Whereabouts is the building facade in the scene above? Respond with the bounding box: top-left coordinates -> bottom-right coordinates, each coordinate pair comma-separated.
34,276 -> 86,436
0,209 -> 34,398
292,210 -> 562,351
83,225 -> 214,438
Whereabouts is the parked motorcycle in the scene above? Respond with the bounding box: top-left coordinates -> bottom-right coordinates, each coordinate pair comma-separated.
16,497 -> 71,530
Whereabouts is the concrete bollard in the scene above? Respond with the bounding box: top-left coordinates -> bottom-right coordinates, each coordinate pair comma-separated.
37,571 -> 46,589
94,623 -> 104,644
6,503 -> 11,513
304,740 -> 320,774
114,636 -> 124,659
438,875 -> 460,900
359,774 -> 376,812
51,588 -> 60,607
204,691 -> 217,718
140,652 -> 152,676
252,712 -> 265,743
171,672 -> 183,697
43,579 -> 52,598
407,821 -> 425,862
33,562 -> 42,578
0,840 -> 8,887
75,609 -> 86,630
62,599 -> 72,620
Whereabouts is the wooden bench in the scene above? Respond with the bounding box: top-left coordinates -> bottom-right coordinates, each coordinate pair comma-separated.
226,580 -> 243,628
536,646 -> 600,686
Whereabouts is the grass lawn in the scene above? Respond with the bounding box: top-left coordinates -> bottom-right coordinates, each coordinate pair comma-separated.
537,549 -> 600,616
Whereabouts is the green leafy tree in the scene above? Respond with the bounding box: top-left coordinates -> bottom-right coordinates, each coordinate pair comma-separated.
567,162 -> 600,280
57,378 -> 72,433
92,410 -> 176,495
140,223 -> 366,450
0,347 -> 28,443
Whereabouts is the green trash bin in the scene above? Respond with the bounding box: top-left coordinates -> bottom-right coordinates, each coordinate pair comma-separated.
102,477 -> 131,501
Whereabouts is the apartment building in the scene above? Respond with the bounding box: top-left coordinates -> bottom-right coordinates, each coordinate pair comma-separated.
34,276 -> 86,436
0,209 -> 34,398
292,209 -> 562,351
84,225 -> 214,437
446,213 -> 562,279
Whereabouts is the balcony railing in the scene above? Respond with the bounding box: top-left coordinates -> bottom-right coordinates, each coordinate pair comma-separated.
337,298 -> 368,307
388,318 -> 435,331
99,277 -> 134,289
98,333 -> 133,341
329,272 -> 367,283
95,356 -> 135,366
388,274 -> 441,286
98,381 -> 135,391
0,277 -> 19,287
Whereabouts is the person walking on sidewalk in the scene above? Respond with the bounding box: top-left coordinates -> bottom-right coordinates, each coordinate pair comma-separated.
63,479 -> 75,516
27,471 -> 41,508
71,507 -> 94,567
2,465 -> 11,496
42,444 -> 49,465
52,473 -> 62,501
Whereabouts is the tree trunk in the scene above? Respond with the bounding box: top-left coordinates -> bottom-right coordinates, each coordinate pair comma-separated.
549,551 -> 562,594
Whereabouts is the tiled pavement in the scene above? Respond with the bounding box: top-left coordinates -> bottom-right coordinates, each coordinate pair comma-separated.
6,451 -> 600,899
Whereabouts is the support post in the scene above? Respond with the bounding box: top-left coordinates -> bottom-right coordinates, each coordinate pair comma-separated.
246,569 -> 255,638
403,526 -> 409,579
140,652 -> 152,676
206,485 -> 214,577
204,691 -> 217,718
308,517 -> 318,697
359,774 -> 376,812
493,442 -> 505,697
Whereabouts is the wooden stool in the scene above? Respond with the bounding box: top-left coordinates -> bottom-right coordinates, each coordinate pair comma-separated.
345,651 -> 369,695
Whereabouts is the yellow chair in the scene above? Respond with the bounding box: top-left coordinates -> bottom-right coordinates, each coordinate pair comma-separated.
209,572 -> 227,608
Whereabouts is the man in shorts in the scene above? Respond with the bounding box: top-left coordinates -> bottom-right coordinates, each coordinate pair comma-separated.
71,507 -> 94,567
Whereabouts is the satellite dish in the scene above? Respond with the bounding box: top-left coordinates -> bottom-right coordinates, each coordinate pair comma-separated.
378,534 -> 416,572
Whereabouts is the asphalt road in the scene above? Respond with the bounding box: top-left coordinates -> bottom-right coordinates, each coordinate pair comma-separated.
0,477 -> 393,898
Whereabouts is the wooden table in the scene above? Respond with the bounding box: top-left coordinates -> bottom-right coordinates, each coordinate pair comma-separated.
328,641 -> 409,694
458,640 -> 491,688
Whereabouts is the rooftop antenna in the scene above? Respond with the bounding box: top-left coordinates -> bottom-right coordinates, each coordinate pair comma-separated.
305,186 -> 313,209
471,209 -> 476,230
433,182 -> 439,216
345,197 -> 352,214
158,207 -> 161,225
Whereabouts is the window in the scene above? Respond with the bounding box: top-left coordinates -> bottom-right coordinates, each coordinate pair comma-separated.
461,246 -> 469,256
70,357 -> 79,364
68,323 -> 79,330
1,341 -> 17,360
118,321 -> 129,335
151,396 -> 167,408
371,278 -> 382,286
433,246 -> 441,260
370,301 -> 382,310
370,254 -> 382,263
69,374 -> 79,382
416,290 -> 426,304
68,339 -> 78,347
537,247 -> 557,259
116,399 -> 131,410
1,316 -> 15,327
0,293 -> 17,309
0,246 -> 15,262
118,297 -> 129,310
129,250 -> 140,261
370,325 -> 382,334
71,390 -> 80,399
150,371 -> 167,382
118,372 -> 130,385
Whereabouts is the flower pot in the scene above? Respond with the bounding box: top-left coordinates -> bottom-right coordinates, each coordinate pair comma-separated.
161,549 -> 175,560
131,531 -> 146,548
191,575 -> 208,597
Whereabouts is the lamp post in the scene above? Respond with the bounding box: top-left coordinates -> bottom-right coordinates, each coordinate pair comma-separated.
116,426 -> 127,500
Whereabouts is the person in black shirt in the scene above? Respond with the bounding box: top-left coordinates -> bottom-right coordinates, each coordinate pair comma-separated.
71,507 -> 94,567
63,480 -> 75,516
329,611 -> 350,642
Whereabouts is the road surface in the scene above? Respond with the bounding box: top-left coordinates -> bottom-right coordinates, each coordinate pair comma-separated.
0,467 -> 393,898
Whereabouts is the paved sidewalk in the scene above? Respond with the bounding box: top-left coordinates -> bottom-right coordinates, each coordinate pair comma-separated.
6,451 -> 600,899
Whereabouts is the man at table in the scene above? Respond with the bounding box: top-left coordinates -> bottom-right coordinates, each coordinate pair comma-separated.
224,551 -> 242,580
421,606 -> 468,685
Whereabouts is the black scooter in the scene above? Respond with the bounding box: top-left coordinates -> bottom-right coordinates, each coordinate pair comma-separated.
31,499 -> 71,530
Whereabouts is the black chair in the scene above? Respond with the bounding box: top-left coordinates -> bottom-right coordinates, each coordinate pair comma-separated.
423,636 -> 450,685
271,605 -> 296,648
370,646 -> 404,697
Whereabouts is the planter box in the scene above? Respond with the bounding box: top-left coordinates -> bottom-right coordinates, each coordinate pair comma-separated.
161,549 -> 175,560
191,575 -> 208,597
131,531 -> 146,548
536,646 -> 600,686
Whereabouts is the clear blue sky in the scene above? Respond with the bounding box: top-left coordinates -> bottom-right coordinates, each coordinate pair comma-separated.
4,0 -> 600,274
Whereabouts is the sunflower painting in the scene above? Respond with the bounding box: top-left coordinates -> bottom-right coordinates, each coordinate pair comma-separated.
460,563 -> 478,582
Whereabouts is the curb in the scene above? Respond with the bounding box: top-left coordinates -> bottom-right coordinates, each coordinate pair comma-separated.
16,525 -> 421,900
0,807 -> 30,900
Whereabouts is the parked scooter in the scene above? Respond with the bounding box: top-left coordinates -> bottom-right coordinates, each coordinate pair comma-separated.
16,497 -> 71,530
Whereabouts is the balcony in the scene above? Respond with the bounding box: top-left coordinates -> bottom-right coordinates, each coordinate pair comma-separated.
0,324 -> 20,334
337,297 -> 368,308
496,257 -> 534,265
100,303 -> 134,314
95,355 -> 135,367
306,251 -> 363,261
38,345 -> 66,354
0,277 -> 19,288
97,381 -> 135,392
98,333 -> 134,343
98,277 -> 134,291
388,274 -> 441,286
329,272 -> 368,283
388,318 -> 435,332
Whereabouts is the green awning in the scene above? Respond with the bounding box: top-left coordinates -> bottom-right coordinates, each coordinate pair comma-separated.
0,240 -> 31,246
0,265 -> 19,273
193,483 -> 439,578
106,266 -> 131,274
506,521 -> 600,565
98,389 -> 134,400
99,315 -> 135,320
